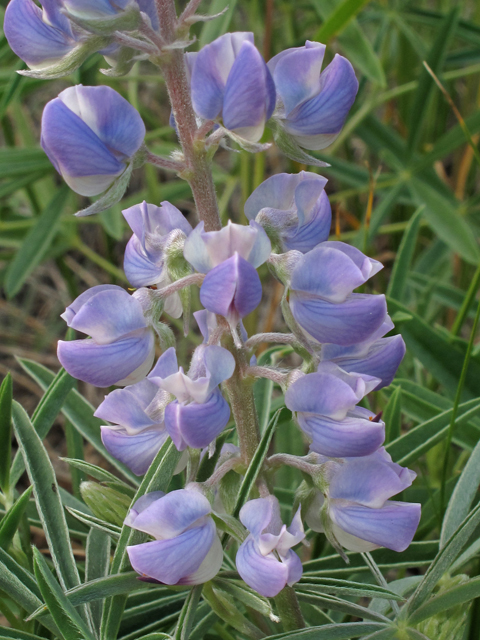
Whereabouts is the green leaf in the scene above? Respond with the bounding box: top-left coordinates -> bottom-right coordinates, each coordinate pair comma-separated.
0,630 -> 52,640
441,438 -> 480,547
263,622 -> 390,640
173,584 -> 202,640
232,409 -> 282,518
11,402 -> 81,593
66,507 -> 122,539
385,397 -> 480,465
16,358 -> 139,484
386,298 -> 480,398
409,575 -> 480,625
199,0 -> 238,47
213,578 -> 275,619
298,578 -> 404,601
0,547 -> 59,635
0,148 -> 53,178
407,502 -> 480,613
296,591 -> 391,623
62,457 -> 134,488
383,386 -> 402,443
407,7 -> 460,156
32,547 -> 95,640
314,0 -> 373,42
386,207 -> 423,301
10,367 -> 76,487
4,185 -> 70,297
202,582 -> 265,640
0,373 -> 12,493
100,439 -> 181,640
0,486 -> 33,550
86,528 -> 111,629
408,178 -> 479,265
310,0 -> 385,85
304,541 -> 439,576
361,631 -> 397,640
75,162 -> 133,217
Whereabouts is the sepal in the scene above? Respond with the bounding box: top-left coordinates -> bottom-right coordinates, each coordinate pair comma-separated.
19,36 -> 110,79
63,4 -> 141,35
269,119 -> 329,167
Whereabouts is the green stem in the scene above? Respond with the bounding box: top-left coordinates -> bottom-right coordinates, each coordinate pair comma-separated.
450,263 -> 480,337
440,291 -> 480,513
274,586 -> 306,632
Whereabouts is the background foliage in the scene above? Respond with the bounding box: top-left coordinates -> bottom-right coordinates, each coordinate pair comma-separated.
2,0 -> 480,638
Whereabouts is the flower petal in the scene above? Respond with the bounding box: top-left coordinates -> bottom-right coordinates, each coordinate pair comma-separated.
236,537 -> 288,597
200,254 -> 263,323
94,379 -> 158,431
127,519 -> 215,584
223,41 -> 273,142
57,331 -> 154,387
239,497 -> 275,537
129,488 -> 212,539
61,284 -> 123,324
283,549 -> 303,586
270,41 -> 326,115
178,533 -> 223,585
329,450 -> 417,507
330,501 -> 421,552
290,292 -> 387,346
300,407 -> 385,458
149,347 -> 179,380
4,0 -> 75,68
124,235 -> 163,287
164,390 -> 231,450
100,426 -> 168,476
67,289 -> 147,344
285,55 -> 358,145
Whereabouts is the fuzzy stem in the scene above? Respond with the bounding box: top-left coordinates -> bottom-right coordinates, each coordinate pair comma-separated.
244,365 -> 289,386
274,586 -> 306,631
154,0 -> 221,231
222,335 -> 260,464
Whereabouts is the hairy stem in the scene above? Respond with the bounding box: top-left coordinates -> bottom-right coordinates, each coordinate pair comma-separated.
154,0 -> 221,231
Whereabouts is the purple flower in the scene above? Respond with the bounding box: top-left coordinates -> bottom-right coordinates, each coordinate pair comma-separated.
305,448 -> 421,553
286,242 -> 387,345
190,32 -> 276,142
268,41 -> 358,150
41,85 -> 145,196
4,0 -> 79,70
148,346 -> 235,450
57,285 -> 155,387
123,200 -> 192,317
236,496 -> 304,597
95,379 -> 170,475
245,171 -> 331,253
285,362 -> 384,458
126,489 -> 223,585
184,220 -> 271,324
320,316 -> 406,390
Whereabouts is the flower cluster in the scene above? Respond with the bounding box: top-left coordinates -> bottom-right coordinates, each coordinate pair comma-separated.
5,0 -> 420,607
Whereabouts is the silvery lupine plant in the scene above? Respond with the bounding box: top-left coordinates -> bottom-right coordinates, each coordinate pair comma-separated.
5,0 -> 420,632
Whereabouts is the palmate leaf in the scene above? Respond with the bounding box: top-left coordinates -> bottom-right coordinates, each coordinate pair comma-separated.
408,575 -> 480,625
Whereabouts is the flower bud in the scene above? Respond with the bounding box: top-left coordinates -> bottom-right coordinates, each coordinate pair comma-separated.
305,448 -> 420,553
80,481 -> 132,526
190,32 -> 276,142
268,41 -> 358,151
126,489 -> 223,585
57,285 -> 155,387
41,85 -> 145,197
236,496 -> 304,597
148,346 -> 235,450
245,171 -> 331,253
285,362 -> 384,458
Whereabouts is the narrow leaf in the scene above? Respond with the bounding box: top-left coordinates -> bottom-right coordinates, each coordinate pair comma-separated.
86,528 -> 111,629
5,186 -> 70,297
387,207 -> 423,301
383,386 -> 402,443
0,373 -> 13,493
0,486 -> 33,550
12,402 -> 81,592
409,575 -> 480,624
66,507 -> 122,539
314,0 -> 373,42
32,547 -> 95,640
262,622 -> 389,639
